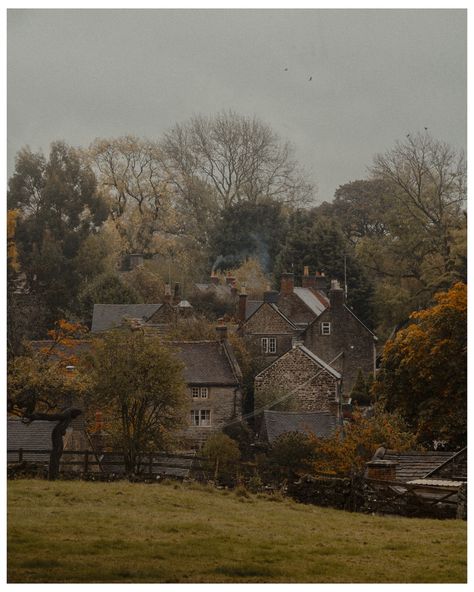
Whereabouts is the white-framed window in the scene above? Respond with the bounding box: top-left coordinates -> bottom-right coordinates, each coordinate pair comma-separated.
192,386 -> 209,398
321,322 -> 331,335
191,409 -> 211,427
261,337 -> 277,354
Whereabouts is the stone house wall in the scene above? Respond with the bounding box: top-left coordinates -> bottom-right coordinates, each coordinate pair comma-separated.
303,304 -> 375,396
179,385 -> 242,449
254,347 -> 340,414
241,303 -> 298,364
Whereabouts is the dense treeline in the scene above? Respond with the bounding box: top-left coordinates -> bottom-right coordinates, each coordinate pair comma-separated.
7,112 -> 466,353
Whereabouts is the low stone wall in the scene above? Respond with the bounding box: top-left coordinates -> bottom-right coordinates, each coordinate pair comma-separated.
287,474 -> 363,511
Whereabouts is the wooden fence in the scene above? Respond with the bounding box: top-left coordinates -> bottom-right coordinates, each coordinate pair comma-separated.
7,448 -> 200,479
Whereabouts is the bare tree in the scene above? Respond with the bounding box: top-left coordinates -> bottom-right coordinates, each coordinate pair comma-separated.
371,132 -> 466,275
161,110 -> 315,211
88,136 -> 175,253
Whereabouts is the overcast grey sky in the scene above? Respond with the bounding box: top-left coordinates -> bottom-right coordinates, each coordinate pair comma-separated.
7,9 -> 466,203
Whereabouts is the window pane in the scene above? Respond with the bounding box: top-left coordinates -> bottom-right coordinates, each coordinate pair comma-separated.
200,387 -> 208,398
192,387 -> 200,398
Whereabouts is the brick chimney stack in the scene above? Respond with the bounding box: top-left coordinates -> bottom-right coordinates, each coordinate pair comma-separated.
329,279 -> 344,308
210,271 -> 219,286
366,460 -> 398,481
302,266 -> 316,289
280,272 -> 294,296
238,286 -> 247,323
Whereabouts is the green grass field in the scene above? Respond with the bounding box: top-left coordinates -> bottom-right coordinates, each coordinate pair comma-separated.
7,479 -> 467,583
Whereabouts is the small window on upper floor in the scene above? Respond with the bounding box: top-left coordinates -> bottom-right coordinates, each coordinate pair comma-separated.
200,387 -> 208,399
192,387 -> 200,398
321,322 -> 331,335
261,337 -> 277,354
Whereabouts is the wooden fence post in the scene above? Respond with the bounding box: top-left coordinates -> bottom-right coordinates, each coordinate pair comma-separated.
148,452 -> 153,476
84,451 -> 89,475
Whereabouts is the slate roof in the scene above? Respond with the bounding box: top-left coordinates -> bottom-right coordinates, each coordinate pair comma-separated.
382,450 -> 456,482
298,345 -> 342,379
91,304 -> 162,333
29,340 -> 92,361
293,287 -> 328,316
7,419 -> 56,463
260,410 -> 337,444
170,341 -> 242,386
256,344 -> 341,381
245,300 -> 263,320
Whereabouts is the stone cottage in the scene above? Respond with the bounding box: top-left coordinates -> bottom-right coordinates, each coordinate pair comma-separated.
254,343 -> 342,416
238,296 -> 299,364
170,326 -> 244,449
302,279 -> 377,395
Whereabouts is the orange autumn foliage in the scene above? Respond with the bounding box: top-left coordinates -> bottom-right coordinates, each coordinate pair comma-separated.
309,405 -> 417,476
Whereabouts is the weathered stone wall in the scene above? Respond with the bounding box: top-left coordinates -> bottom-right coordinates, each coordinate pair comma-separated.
245,334 -> 293,365
254,347 -> 339,413
303,304 -> 375,396
288,475 -> 359,511
180,385 -> 243,449
244,303 -> 296,335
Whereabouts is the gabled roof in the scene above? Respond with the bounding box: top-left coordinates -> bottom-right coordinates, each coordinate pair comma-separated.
297,345 -> 342,379
243,301 -> 298,331
170,341 -> 241,386
342,305 -> 378,340
245,300 -> 263,320
7,419 -> 56,463
293,287 -> 328,317
91,304 -> 162,333
255,344 -> 341,380
382,450 -> 457,482
260,410 -> 337,444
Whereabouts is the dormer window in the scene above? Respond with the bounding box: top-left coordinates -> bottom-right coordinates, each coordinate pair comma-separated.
321,322 -> 331,335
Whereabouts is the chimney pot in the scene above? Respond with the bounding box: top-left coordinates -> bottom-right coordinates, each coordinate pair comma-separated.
303,265 -> 309,276
210,271 -> 219,286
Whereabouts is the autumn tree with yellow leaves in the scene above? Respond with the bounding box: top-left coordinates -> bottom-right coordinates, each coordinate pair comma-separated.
374,282 -> 467,448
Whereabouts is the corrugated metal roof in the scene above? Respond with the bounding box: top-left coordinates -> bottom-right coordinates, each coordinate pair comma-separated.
407,479 -> 465,488
293,287 -> 328,316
